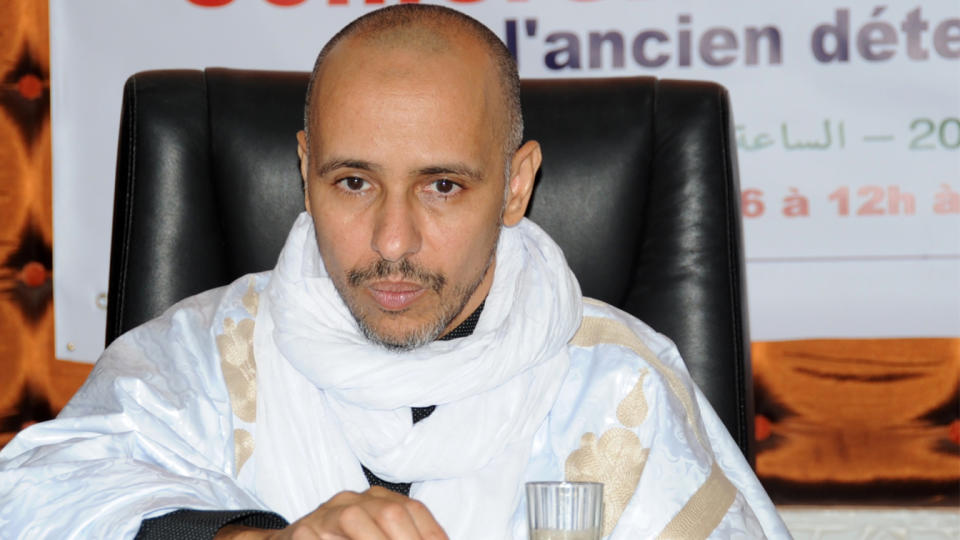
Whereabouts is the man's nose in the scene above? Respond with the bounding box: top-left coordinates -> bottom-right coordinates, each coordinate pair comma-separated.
371,192 -> 422,262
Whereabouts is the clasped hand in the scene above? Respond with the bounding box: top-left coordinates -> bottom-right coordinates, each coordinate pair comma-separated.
216,486 -> 449,540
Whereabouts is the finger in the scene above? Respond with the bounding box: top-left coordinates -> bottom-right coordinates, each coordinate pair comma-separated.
365,487 -> 447,540
399,498 -> 448,540
326,490 -> 365,506
294,491 -> 384,540
365,486 -> 405,501
369,498 -> 425,540
282,521 -> 348,540
336,503 -> 392,540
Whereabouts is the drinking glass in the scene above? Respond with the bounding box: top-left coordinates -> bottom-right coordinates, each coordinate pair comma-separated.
525,481 -> 603,540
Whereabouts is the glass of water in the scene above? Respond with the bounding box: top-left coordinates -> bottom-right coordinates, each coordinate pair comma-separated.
525,481 -> 603,540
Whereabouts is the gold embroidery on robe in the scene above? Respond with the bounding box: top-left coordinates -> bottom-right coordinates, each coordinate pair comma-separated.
566,310 -> 740,536
566,429 -> 649,536
219,284 -> 261,475
218,317 -> 258,423
570,315 -> 709,450
234,428 -> 255,472
616,369 -> 648,428
242,278 -> 259,316
655,462 -> 737,540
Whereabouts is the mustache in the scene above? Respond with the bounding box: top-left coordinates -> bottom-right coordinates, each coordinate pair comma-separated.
347,258 -> 447,295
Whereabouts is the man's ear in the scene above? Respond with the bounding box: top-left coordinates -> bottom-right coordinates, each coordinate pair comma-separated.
502,140 -> 541,226
296,130 -> 311,214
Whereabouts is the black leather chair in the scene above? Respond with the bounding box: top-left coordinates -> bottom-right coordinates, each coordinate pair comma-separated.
107,68 -> 754,464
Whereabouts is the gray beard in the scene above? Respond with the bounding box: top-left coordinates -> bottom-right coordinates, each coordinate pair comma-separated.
346,235 -> 499,352
356,291 -> 460,351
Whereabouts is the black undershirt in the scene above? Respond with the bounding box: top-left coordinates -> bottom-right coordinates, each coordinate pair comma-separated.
135,300 -> 485,539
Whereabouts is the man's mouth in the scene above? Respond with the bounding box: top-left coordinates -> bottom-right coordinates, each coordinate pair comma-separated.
367,281 -> 427,311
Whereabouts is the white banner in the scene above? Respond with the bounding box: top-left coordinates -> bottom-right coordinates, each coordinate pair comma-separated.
51,0 -> 960,362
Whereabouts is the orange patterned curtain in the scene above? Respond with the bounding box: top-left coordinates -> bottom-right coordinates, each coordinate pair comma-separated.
754,338 -> 959,504
0,1 -> 89,447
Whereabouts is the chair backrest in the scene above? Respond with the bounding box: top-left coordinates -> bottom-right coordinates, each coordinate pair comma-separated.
107,68 -> 754,463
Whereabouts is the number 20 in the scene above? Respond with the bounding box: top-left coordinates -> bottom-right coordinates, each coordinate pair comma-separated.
910,117 -> 960,150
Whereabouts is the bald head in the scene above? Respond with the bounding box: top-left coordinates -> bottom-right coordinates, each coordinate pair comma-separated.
296,6 -> 543,350
304,5 -> 523,160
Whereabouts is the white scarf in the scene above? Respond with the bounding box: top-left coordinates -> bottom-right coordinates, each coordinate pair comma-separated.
252,212 -> 582,538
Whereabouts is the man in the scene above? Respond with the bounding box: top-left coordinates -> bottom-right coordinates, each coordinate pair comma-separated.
0,5 -> 789,539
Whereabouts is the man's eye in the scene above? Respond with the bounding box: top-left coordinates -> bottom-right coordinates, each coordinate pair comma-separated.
338,177 -> 370,191
428,178 -> 461,195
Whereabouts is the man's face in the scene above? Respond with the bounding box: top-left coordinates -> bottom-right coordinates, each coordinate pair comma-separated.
298,36 -> 532,350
